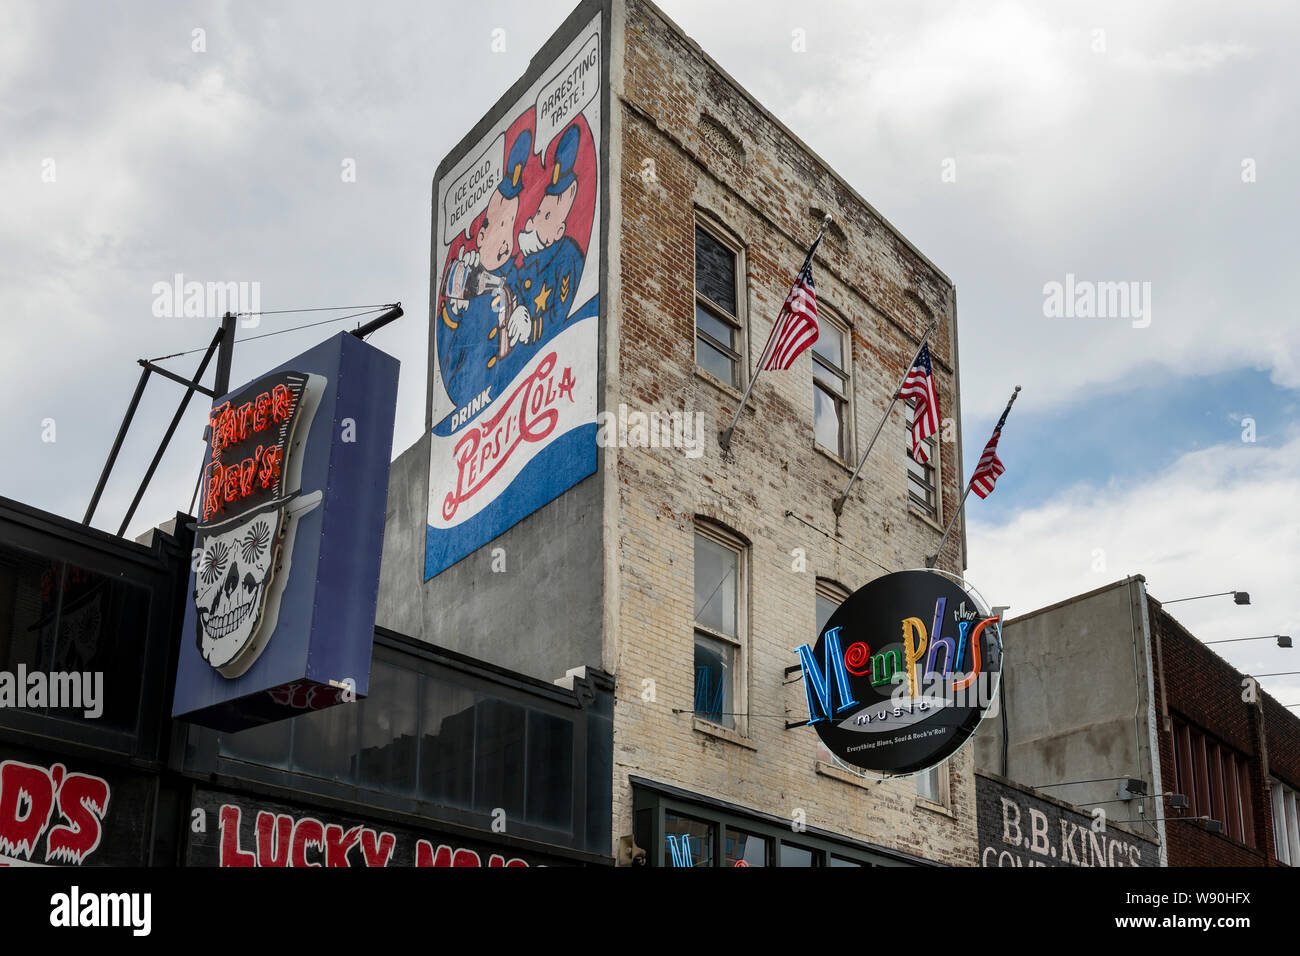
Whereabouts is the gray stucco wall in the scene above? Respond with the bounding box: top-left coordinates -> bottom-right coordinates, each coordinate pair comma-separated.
973,577 -> 1162,844
375,435 -> 604,681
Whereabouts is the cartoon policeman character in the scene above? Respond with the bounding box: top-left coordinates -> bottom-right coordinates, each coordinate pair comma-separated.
438,129 -> 532,411
507,123 -> 587,349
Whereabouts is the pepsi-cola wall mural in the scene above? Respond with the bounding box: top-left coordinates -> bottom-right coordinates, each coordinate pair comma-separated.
426,15 -> 601,579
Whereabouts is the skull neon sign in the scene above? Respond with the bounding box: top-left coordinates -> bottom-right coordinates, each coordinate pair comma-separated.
193,370 -> 323,678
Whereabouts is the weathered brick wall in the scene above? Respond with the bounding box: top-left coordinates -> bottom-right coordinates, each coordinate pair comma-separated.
605,0 -> 975,864
1149,601 -> 1273,865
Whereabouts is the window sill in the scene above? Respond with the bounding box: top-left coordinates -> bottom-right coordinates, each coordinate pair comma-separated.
908,504 -> 945,536
694,367 -> 746,407
815,759 -> 879,790
915,796 -> 953,818
813,443 -> 854,476
693,716 -> 756,750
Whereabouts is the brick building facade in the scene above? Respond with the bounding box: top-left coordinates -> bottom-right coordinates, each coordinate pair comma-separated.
609,0 -> 973,867
376,0 -> 981,866
1149,599 -> 1300,866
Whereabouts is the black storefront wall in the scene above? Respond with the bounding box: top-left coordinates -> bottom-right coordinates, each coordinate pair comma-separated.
187,788 -> 575,867
0,496 -> 615,867
0,741 -> 159,867
182,628 -> 615,866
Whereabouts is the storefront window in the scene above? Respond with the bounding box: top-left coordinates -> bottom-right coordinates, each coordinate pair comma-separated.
725,827 -> 769,866
0,544 -> 149,734
526,710 -> 574,830
356,660 -> 418,794
215,653 -> 578,838
474,698 -> 526,818
419,678 -> 476,809
779,841 -> 818,867
664,812 -> 714,868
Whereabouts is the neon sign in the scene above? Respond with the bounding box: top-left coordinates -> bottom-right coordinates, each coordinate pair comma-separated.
794,570 -> 1002,775
191,369 -> 323,678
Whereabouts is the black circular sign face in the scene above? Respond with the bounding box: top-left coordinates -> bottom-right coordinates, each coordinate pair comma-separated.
797,570 -> 1002,775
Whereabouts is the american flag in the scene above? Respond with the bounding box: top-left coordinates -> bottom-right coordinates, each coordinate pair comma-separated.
760,246 -> 820,371
899,343 -> 939,464
970,405 -> 1010,499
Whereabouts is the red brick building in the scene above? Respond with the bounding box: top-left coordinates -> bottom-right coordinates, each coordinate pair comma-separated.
1150,600 -> 1300,866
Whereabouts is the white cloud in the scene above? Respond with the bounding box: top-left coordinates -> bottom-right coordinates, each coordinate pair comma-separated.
968,430 -> 1300,702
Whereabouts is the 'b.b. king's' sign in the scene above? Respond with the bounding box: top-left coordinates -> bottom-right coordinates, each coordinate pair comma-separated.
795,570 -> 1002,775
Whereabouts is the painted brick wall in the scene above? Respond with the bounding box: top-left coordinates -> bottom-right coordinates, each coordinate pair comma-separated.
1149,600 -> 1274,865
604,0 -> 976,865
977,771 -> 1160,867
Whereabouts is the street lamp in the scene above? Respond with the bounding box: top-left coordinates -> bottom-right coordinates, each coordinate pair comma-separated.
1203,634 -> 1291,648
1163,589 -> 1250,606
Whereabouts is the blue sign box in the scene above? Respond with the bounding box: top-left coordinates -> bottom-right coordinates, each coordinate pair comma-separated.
172,332 -> 399,732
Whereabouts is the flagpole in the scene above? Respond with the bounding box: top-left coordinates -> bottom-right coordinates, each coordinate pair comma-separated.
926,385 -> 1020,568
719,214 -> 832,452
832,317 -> 938,516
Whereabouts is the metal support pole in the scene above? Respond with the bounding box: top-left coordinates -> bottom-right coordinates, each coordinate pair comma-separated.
351,303 -> 404,339
213,311 -> 238,397
926,480 -> 976,568
139,359 -> 215,398
116,331 -> 223,537
83,365 -> 152,525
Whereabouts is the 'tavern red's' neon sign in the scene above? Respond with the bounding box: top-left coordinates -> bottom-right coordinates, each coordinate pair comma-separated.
200,380 -> 299,523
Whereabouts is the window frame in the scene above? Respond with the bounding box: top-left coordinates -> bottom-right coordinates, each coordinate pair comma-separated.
632,781 -> 927,867
811,308 -> 853,460
1171,715 -> 1257,848
904,397 -> 942,524
915,763 -> 951,809
811,579 -> 851,764
692,216 -> 747,389
692,520 -> 749,737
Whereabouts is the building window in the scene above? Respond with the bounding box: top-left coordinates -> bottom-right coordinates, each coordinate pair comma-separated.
1271,779 -> 1300,866
815,579 -> 850,635
693,523 -> 747,732
724,827 -> 769,867
779,841 -> 820,867
694,222 -> 743,387
812,314 -> 851,458
1170,717 -> 1255,847
664,812 -> 715,868
905,399 -> 940,521
916,766 -> 943,804
813,580 -> 850,764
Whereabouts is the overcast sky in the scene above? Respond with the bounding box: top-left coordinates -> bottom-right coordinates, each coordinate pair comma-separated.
2,1 -> 1296,699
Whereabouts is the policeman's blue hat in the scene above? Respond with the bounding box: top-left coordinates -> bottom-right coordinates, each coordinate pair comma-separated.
545,125 -> 581,196
500,130 -> 532,200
